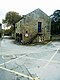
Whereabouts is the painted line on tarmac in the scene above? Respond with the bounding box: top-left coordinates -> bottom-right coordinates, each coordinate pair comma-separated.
30,41 -> 52,54
2,56 -> 5,59
44,47 -> 60,68
0,41 -> 52,68
0,55 -> 26,66
0,56 -> 39,80
1,52 -> 60,67
0,41 -> 52,66
23,56 -> 60,64
0,66 -> 33,80
41,41 -> 52,48
38,41 -> 52,49
51,42 -> 59,47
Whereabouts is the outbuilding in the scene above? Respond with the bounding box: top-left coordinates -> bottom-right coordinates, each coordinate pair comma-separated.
15,8 -> 51,44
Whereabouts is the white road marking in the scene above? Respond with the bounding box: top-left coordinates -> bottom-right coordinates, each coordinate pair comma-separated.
28,41 -> 52,57
0,66 -> 33,80
42,41 -> 52,48
0,55 -> 26,66
2,56 -> 5,59
0,41 -> 59,80
34,41 -> 52,48
44,47 -> 60,68
24,56 -> 60,64
1,56 -> 40,79
0,41 -> 52,66
1,55 -> 60,68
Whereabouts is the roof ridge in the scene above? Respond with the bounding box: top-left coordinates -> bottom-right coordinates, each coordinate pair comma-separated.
25,8 -> 49,17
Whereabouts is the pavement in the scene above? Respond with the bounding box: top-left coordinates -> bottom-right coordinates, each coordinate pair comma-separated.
0,37 -> 60,80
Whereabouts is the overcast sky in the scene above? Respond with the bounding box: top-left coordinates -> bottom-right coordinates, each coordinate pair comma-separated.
0,0 -> 60,23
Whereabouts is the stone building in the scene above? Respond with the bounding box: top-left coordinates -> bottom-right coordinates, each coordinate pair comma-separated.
15,8 -> 51,44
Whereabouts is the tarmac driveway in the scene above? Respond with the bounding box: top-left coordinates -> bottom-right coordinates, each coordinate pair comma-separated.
0,38 -> 60,80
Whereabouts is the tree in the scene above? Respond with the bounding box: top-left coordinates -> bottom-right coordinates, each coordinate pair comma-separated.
51,10 -> 60,35
2,11 -> 22,31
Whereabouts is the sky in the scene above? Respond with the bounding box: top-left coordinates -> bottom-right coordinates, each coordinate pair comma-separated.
0,0 -> 60,23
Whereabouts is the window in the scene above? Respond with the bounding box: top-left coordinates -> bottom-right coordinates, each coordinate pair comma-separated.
38,22 -> 41,32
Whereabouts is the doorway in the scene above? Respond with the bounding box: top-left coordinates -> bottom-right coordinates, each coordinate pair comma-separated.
19,34 -> 22,43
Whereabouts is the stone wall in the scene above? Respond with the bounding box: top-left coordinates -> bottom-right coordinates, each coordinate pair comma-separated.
15,18 -> 50,43
51,35 -> 60,40
15,9 -> 51,44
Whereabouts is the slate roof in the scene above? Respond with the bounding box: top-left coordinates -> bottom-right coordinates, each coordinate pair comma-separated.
23,8 -> 49,21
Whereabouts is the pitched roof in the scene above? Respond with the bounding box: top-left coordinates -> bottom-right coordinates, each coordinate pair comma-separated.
19,8 -> 50,22
24,8 -> 49,20
27,8 -> 48,16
